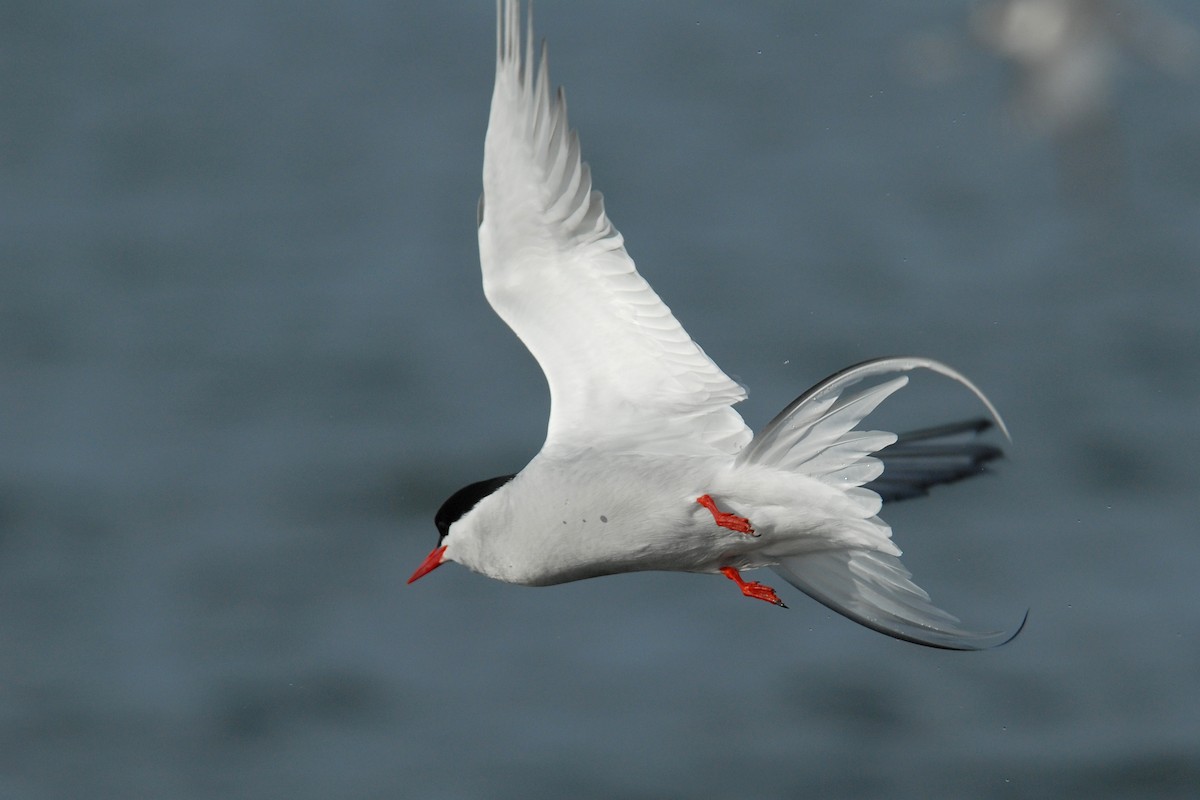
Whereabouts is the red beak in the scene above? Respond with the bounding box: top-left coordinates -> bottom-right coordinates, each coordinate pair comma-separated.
408,545 -> 448,584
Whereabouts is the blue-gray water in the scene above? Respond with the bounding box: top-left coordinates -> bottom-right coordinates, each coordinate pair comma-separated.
3,2 -> 1199,798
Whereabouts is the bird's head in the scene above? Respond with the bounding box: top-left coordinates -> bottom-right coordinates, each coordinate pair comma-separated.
408,474 -> 516,583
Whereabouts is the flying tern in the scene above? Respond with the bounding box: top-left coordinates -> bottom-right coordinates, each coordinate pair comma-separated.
410,0 -> 1024,649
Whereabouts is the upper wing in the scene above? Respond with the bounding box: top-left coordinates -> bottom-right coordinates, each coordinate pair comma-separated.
477,1 -> 750,456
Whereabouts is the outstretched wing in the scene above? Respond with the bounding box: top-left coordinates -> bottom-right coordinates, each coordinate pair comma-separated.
478,1 -> 750,456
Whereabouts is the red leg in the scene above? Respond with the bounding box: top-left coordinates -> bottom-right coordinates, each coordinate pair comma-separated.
696,494 -> 754,535
720,567 -> 787,608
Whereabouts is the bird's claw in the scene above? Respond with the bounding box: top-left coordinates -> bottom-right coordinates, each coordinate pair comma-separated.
741,581 -> 787,608
697,494 -> 756,536
720,566 -> 787,608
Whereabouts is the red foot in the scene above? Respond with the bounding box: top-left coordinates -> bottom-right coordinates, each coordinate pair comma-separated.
696,494 -> 754,535
721,567 -> 787,608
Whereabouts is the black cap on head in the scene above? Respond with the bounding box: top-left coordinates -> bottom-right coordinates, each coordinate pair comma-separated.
435,474 -> 516,540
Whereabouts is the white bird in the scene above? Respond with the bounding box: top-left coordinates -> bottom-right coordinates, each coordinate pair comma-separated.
410,0 -> 1025,649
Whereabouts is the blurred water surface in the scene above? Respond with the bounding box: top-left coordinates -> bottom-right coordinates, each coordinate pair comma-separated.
2,2 -> 1199,798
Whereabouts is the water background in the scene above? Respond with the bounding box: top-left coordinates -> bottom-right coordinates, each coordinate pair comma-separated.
3,2 -> 1199,798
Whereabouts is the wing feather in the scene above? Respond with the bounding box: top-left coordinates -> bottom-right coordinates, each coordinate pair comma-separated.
479,1 -> 750,455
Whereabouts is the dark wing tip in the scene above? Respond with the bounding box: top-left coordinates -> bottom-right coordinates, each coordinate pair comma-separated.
867,417 -> 1005,503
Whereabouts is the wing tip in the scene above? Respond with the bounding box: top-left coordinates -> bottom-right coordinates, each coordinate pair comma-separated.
867,416 -> 1006,503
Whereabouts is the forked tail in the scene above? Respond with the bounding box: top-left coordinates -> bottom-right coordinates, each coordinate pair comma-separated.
739,356 -> 1025,650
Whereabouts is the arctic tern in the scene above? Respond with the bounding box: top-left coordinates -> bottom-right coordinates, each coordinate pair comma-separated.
409,0 -> 1024,649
